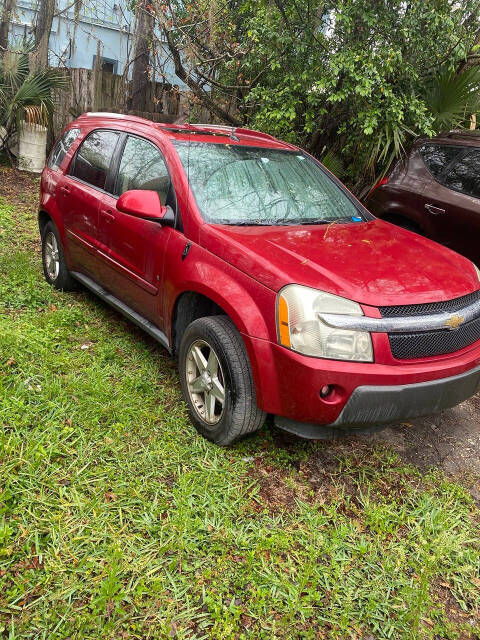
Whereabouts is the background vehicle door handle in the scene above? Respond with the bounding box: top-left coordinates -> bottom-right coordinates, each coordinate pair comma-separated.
425,203 -> 445,215
101,209 -> 115,223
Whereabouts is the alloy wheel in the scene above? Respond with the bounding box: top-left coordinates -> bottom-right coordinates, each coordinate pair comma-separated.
185,339 -> 226,425
44,231 -> 60,281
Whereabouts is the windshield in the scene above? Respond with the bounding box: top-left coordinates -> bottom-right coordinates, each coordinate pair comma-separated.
173,142 -> 362,225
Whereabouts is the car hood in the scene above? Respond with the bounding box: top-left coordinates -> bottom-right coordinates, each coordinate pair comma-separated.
200,220 -> 479,307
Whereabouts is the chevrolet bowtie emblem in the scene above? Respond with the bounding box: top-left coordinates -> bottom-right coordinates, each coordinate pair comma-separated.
445,314 -> 464,329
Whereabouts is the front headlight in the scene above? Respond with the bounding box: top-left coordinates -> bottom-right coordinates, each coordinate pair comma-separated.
277,285 -> 373,362
474,263 -> 480,284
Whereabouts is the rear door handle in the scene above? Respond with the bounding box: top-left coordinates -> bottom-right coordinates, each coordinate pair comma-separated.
425,203 -> 445,215
101,209 -> 115,223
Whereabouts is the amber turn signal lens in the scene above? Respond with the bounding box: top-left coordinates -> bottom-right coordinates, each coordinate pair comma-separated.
278,295 -> 291,347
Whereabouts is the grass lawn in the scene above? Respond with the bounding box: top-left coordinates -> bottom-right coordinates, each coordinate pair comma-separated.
0,165 -> 479,639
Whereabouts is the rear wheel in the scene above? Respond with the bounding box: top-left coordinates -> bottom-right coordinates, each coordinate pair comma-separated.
179,316 -> 266,446
41,221 -> 76,291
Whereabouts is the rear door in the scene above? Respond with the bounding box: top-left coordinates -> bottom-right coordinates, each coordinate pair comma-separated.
423,147 -> 480,262
96,133 -> 177,325
61,129 -> 120,278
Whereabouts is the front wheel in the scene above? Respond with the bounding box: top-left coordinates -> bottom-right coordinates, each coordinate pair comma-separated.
179,316 -> 266,446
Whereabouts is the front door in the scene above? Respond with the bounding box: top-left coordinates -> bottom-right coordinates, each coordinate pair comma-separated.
61,129 -> 120,278
96,134 -> 176,326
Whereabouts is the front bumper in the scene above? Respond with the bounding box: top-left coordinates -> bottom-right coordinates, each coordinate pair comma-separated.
274,364 -> 480,439
242,333 -> 480,427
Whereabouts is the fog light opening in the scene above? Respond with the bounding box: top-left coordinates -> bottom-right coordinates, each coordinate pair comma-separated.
320,385 -> 332,399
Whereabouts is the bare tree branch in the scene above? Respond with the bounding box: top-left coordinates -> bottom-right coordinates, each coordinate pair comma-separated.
163,28 -> 242,126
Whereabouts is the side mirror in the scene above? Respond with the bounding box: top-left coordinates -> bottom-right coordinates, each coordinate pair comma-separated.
116,190 -> 174,224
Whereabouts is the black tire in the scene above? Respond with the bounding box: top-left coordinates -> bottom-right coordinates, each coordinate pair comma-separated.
41,220 -> 77,291
179,316 -> 266,446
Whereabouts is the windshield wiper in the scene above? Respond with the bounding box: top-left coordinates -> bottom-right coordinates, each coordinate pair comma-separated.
214,220 -> 272,226
275,216 -> 357,226
213,216 -> 362,227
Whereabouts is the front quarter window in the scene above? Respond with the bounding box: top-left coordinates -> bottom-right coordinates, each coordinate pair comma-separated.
115,135 -> 172,206
48,128 -> 81,171
173,141 -> 362,225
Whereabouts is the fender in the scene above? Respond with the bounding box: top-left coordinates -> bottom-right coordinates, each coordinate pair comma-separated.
164,234 -> 280,409
165,236 -> 276,342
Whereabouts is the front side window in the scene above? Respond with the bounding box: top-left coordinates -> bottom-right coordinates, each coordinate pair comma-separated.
48,128 -> 80,171
443,149 -> 480,199
173,142 -> 361,225
115,135 -> 172,206
419,144 -> 462,181
71,129 -> 119,190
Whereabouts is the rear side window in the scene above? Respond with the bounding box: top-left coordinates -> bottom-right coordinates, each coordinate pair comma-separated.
115,135 -> 171,205
71,129 -> 119,190
419,144 -> 462,180
48,128 -> 80,171
443,149 -> 480,199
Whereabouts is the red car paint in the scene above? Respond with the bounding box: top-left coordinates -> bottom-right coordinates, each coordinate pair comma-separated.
40,114 -> 480,428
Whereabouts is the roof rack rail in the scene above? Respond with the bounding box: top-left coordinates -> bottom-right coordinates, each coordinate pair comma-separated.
157,122 -> 277,142
159,126 -> 234,139
444,129 -> 480,138
81,112 -> 154,124
233,127 -> 277,141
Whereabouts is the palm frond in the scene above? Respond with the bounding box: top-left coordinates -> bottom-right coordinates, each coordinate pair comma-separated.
320,150 -> 344,178
0,51 -> 30,90
423,67 -> 480,131
1,66 -> 68,131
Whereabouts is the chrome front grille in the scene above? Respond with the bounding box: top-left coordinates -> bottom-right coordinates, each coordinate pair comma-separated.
379,290 -> 480,318
380,291 -> 480,359
388,316 -> 480,359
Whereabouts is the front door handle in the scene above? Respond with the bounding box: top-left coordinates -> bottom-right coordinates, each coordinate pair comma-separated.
60,185 -> 70,194
101,209 -> 115,223
425,203 -> 445,215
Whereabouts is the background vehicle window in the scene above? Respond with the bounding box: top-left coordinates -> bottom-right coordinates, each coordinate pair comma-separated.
419,144 -> 462,180
443,150 -> 480,199
71,129 -> 119,190
116,136 -> 171,205
48,128 -> 80,171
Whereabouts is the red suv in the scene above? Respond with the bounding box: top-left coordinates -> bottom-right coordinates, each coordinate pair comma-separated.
39,113 -> 480,445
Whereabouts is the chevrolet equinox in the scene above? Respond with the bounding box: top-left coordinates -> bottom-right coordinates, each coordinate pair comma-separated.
39,113 -> 480,445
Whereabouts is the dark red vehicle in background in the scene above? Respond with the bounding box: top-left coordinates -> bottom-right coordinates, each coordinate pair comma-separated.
39,113 -> 480,445
366,130 -> 480,264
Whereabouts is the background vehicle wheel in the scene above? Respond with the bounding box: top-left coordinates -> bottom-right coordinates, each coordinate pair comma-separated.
179,316 -> 266,446
41,221 -> 77,291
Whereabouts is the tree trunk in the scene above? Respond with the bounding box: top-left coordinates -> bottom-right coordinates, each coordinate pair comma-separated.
0,0 -> 16,55
29,0 -> 55,71
130,0 -> 154,112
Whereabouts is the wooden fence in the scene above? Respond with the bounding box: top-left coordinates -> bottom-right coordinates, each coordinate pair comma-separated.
51,67 -> 187,139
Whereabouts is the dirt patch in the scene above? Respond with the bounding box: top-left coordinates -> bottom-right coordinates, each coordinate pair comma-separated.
432,578 -> 479,640
357,394 -> 480,478
0,164 -> 39,211
248,437 -> 387,514
247,460 -> 311,512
